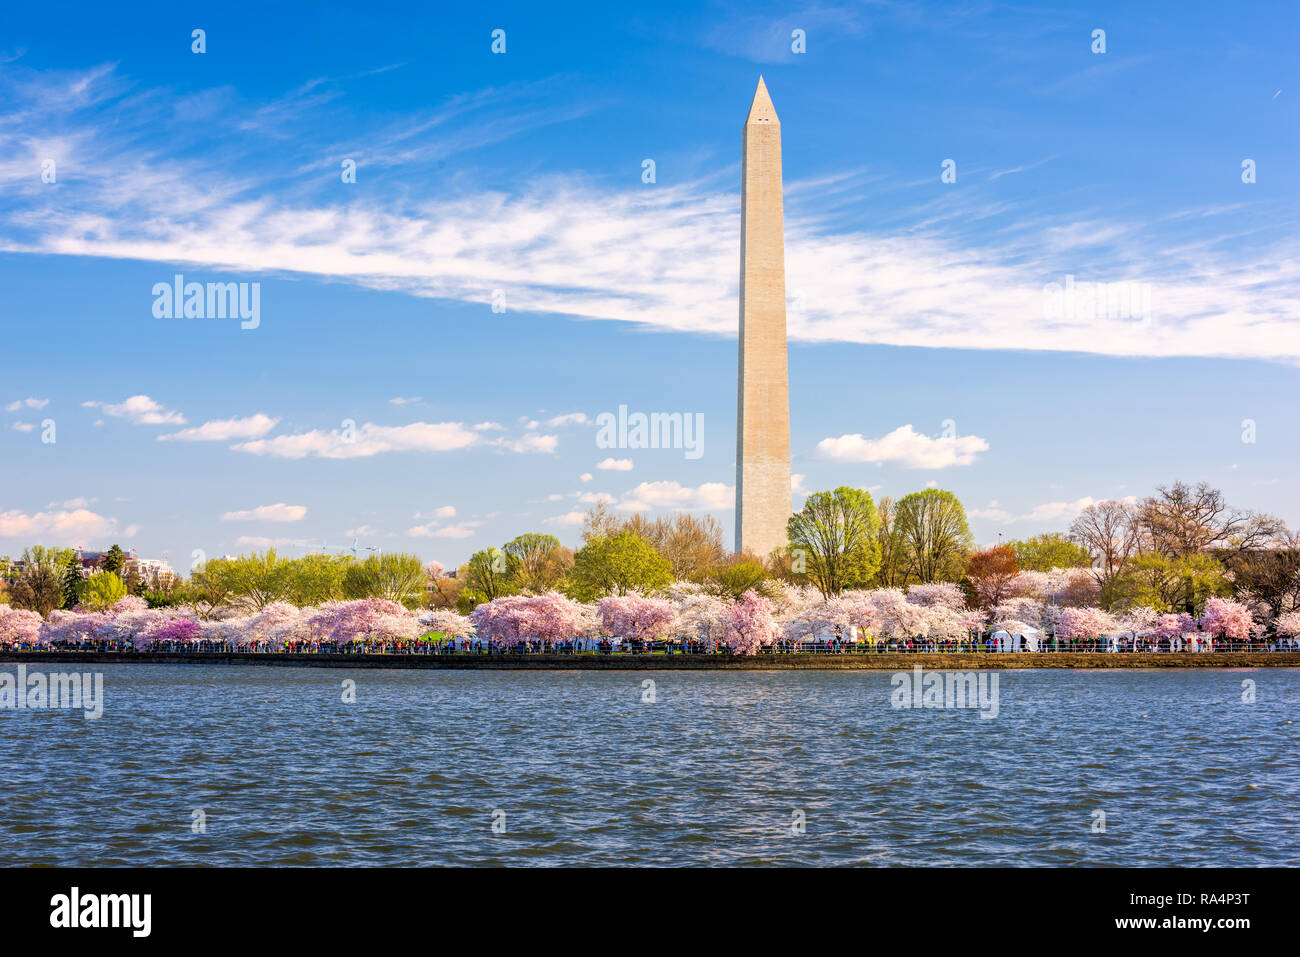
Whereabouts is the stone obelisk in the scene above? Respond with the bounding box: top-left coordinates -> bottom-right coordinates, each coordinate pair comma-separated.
735,76 -> 791,557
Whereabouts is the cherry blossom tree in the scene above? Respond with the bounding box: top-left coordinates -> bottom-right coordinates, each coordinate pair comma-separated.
112,595 -> 149,615
470,595 -> 532,648
248,602 -> 303,650
308,598 -> 417,645
1276,611 -> 1300,640
1199,597 -> 1253,641
425,608 -> 474,642
524,592 -> 582,645
42,610 -> 110,645
905,582 -> 967,609
992,596 -> 1043,629
672,592 -> 733,644
598,593 -> 674,643
152,619 -> 202,644
722,589 -> 781,655
1055,606 -> 1118,640
0,605 -> 44,646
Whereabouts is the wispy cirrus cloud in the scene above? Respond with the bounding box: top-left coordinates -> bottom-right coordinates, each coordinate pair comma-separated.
2,63 -> 1297,364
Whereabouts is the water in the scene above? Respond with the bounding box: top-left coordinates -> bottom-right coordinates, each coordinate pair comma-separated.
2,664 -> 1297,866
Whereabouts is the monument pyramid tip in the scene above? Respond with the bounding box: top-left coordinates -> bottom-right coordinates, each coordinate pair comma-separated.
746,75 -> 778,124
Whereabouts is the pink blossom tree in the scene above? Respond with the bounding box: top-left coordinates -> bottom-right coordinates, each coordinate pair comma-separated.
1151,612 -> 1195,640
1055,606 -> 1118,641
524,592 -> 582,645
722,590 -> 781,655
0,605 -> 44,646
598,594 -> 675,643
1199,597 -> 1253,641
151,619 -> 202,644
425,608 -> 474,642
112,595 -> 149,615
248,602 -> 303,649
905,582 -> 967,609
41,610 -> 110,645
1275,611 -> 1300,640
672,592 -> 732,645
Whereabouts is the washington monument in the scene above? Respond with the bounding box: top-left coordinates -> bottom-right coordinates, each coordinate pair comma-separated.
735,76 -> 791,557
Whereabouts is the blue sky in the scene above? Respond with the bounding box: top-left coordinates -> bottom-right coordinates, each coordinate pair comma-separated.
1,0 -> 1297,570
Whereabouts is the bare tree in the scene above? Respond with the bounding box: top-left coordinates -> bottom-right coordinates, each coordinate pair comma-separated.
1138,480 -> 1283,557
1069,499 -> 1142,588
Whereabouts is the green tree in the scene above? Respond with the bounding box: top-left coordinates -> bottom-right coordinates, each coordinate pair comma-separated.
9,565 -> 64,617
19,546 -> 79,609
1008,532 -> 1091,572
461,547 -> 519,606
786,487 -> 881,597
1107,552 -> 1228,615
699,552 -> 775,600
76,570 -> 127,610
894,488 -> 973,583
284,553 -> 350,605
567,532 -> 673,602
503,533 -> 572,593
873,495 -> 910,587
204,550 -> 290,611
342,552 -> 426,608
103,544 -> 126,576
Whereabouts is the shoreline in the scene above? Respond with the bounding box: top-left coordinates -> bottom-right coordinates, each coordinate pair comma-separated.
2,650 -> 1298,670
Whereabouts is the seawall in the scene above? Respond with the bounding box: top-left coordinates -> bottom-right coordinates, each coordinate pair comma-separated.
2,651 -> 1298,671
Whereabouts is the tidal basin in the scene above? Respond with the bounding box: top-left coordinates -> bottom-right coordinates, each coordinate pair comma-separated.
3,665 -> 1298,866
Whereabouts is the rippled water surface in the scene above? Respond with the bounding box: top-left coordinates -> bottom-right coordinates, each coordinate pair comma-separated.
2,665 -> 1298,865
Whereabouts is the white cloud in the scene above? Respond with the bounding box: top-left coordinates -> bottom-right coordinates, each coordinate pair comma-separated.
159,413 -> 279,442
597,457 -> 634,471
791,473 -> 808,496
544,510 -> 587,527
5,397 -> 48,411
817,425 -> 989,469
969,501 -> 1014,522
233,421 -> 479,459
50,497 -> 92,509
408,520 -> 480,539
83,394 -> 185,426
498,433 -> 559,454
971,494 -> 1140,525
6,65 -> 1298,364
580,472 -> 593,482
616,481 -> 734,512
389,396 -> 421,406
0,508 -> 117,541
10,421 -> 34,432
433,505 -> 456,518
546,412 -> 589,427
220,503 -> 308,522
472,422 -> 504,431
235,535 -> 315,548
